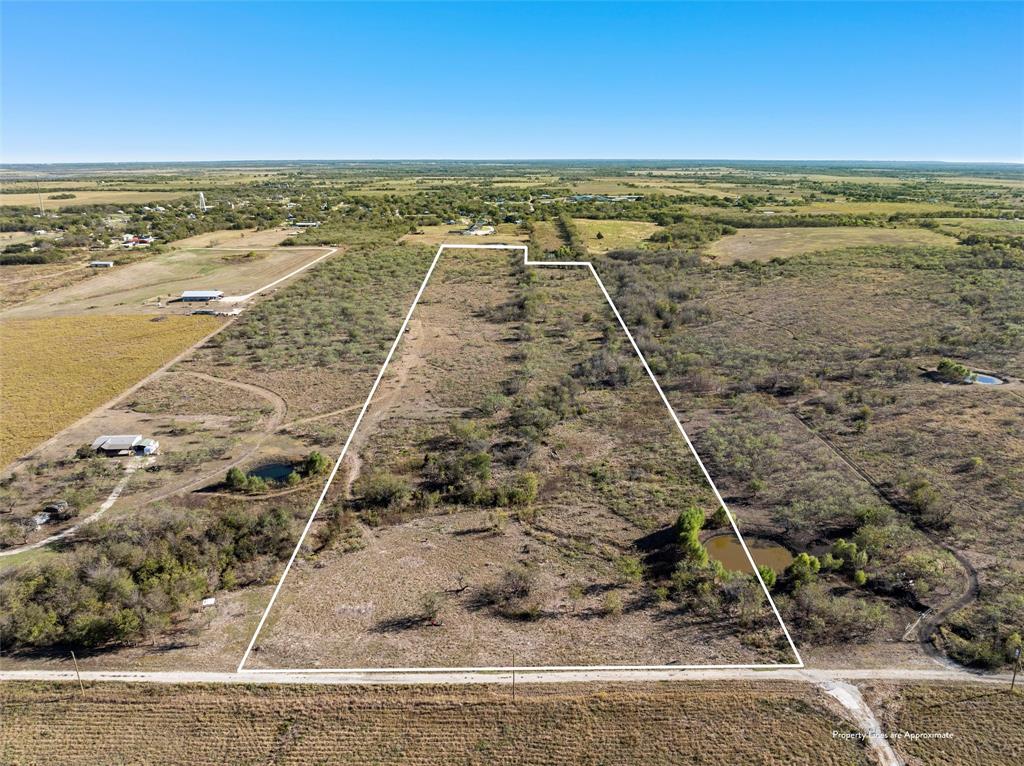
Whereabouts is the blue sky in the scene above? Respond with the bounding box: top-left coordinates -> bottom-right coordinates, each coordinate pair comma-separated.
2,1 -> 1022,163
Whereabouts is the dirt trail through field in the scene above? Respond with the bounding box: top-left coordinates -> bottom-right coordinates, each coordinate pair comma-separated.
0,455 -> 152,558
341,319 -> 427,495
278,403 -> 362,431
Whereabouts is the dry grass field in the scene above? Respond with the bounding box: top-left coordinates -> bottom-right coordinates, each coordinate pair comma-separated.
767,201 -> 955,215
0,315 -> 222,467
168,227 -> 296,249
0,190 -> 187,208
0,246 -> 332,319
705,227 -> 957,264
573,218 -> 662,253
399,223 -> 528,247
0,261 -> 95,310
252,248 -> 790,669
0,681 -> 874,766
863,682 -> 1024,765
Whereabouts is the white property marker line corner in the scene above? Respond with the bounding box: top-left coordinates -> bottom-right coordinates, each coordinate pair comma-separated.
237,242 -> 803,674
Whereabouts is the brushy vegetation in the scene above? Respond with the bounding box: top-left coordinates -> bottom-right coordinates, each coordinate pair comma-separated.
207,244 -> 432,370
0,504 -> 296,652
595,234 -> 1023,661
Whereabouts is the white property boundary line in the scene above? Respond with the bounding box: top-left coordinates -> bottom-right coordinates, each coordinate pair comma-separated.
237,243 -> 804,674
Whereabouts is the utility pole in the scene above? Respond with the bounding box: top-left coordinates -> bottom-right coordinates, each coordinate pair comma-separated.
71,651 -> 85,694
511,651 -> 516,704
1012,647 -> 1021,693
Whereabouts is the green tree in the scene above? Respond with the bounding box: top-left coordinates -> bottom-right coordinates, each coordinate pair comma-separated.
935,358 -> 974,384
226,467 -> 248,491
785,553 -> 821,587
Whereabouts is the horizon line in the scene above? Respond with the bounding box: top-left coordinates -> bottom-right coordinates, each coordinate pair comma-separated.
2,157 -> 1023,169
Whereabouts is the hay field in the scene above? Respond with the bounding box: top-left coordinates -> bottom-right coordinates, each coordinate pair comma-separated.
0,190 -> 186,208
0,681 -> 873,766
0,315 -> 222,466
706,226 -> 957,263
863,682 -> 1024,765
573,218 -> 662,252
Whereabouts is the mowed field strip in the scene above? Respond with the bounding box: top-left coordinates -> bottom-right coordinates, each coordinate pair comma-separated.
0,245 -> 337,319
239,243 -> 803,674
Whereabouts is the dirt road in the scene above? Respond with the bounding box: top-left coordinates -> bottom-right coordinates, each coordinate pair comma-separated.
0,455 -> 153,558
0,664 -> 1006,687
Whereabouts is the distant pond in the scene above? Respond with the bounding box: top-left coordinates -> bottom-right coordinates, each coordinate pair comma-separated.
706,534 -> 794,575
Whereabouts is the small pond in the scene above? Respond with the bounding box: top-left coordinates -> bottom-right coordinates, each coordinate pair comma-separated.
248,462 -> 296,482
973,373 -> 1004,385
706,534 -> 794,574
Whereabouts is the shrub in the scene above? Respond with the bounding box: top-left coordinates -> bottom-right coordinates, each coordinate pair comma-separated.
302,451 -> 330,477
615,555 -> 644,584
757,565 -> 777,590
603,591 -> 624,616
935,358 -> 974,383
226,467 -> 248,491
675,506 -> 708,566
784,553 -> 821,587
356,471 -> 411,509
479,566 -> 539,619
420,592 -> 443,624
708,506 -> 730,528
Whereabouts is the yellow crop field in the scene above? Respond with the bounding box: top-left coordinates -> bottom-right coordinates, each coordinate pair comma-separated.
0,315 -> 222,466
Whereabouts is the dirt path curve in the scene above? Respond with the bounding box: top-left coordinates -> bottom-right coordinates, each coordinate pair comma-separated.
820,680 -> 904,765
789,411 -> 980,665
278,403 -> 361,432
0,455 -> 153,558
145,371 -> 288,502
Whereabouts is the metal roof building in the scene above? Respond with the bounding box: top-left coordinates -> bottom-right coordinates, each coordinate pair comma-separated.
90,435 -> 159,455
181,290 -> 224,301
